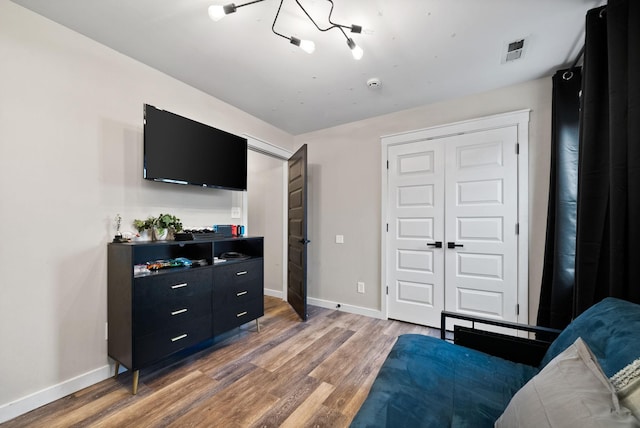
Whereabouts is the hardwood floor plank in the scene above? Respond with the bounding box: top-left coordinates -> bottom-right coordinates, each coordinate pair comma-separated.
200,314 -> 309,378
303,405 -> 350,428
266,327 -> 354,399
307,318 -> 387,385
90,370 -> 213,428
252,321 -> 338,372
323,311 -> 372,332
1,296 -> 438,428
321,333 -> 397,416
277,382 -> 335,428
169,365 -> 279,428
249,375 -> 321,428
22,388 -> 131,428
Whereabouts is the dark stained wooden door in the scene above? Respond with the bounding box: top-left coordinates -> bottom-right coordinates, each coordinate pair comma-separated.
287,144 -> 308,320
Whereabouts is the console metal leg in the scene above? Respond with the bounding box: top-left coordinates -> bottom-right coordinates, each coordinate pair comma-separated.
132,370 -> 139,395
114,362 -> 120,378
256,319 -> 261,333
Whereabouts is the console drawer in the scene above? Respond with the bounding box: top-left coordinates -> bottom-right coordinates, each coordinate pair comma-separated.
213,259 -> 263,306
134,315 -> 212,368
213,297 -> 264,335
133,292 -> 211,337
134,268 -> 211,300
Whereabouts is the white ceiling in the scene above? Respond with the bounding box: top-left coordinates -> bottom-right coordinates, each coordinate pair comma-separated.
11,0 -> 603,135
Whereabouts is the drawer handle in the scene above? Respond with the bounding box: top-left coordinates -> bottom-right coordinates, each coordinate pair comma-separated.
236,271 -> 248,276
171,283 -> 188,289
171,308 -> 188,316
237,291 -> 248,296
236,311 -> 248,317
171,333 -> 188,342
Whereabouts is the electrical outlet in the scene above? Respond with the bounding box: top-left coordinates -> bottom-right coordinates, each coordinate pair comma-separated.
336,234 -> 344,244
357,281 -> 365,294
231,207 -> 241,219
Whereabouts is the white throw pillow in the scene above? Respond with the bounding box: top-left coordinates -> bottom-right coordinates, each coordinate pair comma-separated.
611,358 -> 640,419
495,337 -> 639,428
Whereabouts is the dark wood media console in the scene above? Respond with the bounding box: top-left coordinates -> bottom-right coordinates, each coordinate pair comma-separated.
107,236 -> 264,394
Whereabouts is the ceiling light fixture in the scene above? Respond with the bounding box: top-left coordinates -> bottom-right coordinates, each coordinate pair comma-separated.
271,0 -> 315,54
208,0 -> 364,59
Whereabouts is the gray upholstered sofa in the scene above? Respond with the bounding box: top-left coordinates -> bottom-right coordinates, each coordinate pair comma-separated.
351,298 -> 640,427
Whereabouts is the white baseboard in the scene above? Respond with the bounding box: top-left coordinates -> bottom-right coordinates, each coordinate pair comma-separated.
264,288 -> 283,298
0,364 -> 113,424
265,291 -> 384,320
307,297 -> 385,320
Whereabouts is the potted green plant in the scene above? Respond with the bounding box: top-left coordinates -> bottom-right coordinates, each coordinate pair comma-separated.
132,216 -> 155,241
154,213 -> 182,240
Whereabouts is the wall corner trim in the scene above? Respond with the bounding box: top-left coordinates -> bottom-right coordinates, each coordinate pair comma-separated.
0,365 -> 113,424
244,134 -> 293,160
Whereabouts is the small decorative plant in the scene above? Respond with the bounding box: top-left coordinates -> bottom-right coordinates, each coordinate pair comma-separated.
132,216 -> 156,241
154,213 -> 183,240
132,217 -> 155,233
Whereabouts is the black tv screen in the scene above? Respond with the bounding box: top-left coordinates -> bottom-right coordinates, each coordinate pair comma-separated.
143,104 -> 248,191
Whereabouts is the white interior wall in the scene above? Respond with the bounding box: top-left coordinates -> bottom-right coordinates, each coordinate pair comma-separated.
247,151 -> 285,296
0,1 -> 293,419
294,77 -> 551,322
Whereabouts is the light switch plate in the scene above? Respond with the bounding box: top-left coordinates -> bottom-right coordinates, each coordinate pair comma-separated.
336,235 -> 344,244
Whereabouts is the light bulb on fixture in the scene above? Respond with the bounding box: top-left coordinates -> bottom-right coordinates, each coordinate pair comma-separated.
347,38 -> 364,60
351,45 -> 364,60
290,37 -> 316,54
208,5 -> 225,21
208,3 -> 238,21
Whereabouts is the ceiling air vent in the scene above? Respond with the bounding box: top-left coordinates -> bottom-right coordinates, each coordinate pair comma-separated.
502,38 -> 527,63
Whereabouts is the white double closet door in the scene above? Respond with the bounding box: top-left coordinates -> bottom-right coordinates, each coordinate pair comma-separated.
387,125 -> 520,327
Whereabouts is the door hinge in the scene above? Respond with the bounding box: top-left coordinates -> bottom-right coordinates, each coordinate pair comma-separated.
386,286 -> 389,295
386,160 -> 389,169
516,143 -> 520,155
516,223 -> 520,235
516,304 -> 520,315
386,223 -> 389,232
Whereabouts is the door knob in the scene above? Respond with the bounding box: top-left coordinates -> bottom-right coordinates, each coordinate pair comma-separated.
427,241 -> 442,248
447,242 -> 464,249
299,238 -> 311,244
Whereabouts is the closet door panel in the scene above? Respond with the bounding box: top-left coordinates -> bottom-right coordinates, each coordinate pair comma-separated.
444,126 -> 519,322
387,140 -> 445,326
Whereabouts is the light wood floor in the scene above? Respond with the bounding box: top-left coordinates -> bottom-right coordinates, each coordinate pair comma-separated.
3,296 -> 438,428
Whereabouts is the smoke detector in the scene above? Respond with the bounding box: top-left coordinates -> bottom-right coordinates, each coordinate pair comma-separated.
367,78 -> 381,88
501,38 -> 528,63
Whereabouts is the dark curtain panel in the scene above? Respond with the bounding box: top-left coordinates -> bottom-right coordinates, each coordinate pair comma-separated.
537,69 -> 582,330
574,0 -> 640,316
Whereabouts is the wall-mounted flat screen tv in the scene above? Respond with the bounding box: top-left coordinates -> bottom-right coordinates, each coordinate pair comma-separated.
143,104 -> 248,191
